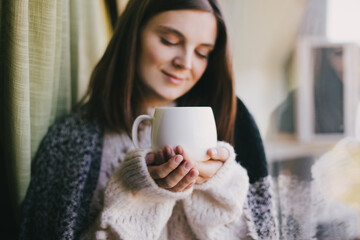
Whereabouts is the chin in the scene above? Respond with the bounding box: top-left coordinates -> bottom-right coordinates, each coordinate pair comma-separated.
157,94 -> 181,104
156,87 -> 183,100
161,95 -> 179,103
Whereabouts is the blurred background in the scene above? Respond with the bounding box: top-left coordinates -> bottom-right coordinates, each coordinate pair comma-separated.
1,0 -> 359,239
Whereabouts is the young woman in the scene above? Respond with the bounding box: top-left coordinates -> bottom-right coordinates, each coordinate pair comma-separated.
20,0 -> 277,239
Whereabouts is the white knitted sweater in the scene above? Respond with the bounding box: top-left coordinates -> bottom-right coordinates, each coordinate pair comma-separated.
84,125 -> 253,240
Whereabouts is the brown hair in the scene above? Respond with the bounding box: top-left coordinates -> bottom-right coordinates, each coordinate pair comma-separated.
81,0 -> 237,143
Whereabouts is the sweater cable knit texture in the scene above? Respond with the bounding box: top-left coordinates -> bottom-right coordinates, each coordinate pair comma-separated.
86,137 -> 251,239
20,98 -> 278,239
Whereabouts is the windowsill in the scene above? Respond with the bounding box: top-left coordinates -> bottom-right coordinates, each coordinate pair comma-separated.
265,133 -> 336,162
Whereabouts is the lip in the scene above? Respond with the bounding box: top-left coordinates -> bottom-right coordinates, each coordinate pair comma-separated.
161,70 -> 185,85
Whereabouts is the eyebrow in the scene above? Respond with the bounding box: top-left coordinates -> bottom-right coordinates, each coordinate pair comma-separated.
156,25 -> 215,48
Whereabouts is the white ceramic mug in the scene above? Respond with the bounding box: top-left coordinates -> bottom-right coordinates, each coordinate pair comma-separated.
132,107 -> 217,162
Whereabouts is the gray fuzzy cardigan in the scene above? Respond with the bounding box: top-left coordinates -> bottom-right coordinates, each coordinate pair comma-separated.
19,98 -> 278,239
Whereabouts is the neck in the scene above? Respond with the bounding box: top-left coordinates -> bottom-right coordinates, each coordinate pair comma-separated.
140,94 -> 175,110
141,100 -> 176,116
144,100 -> 175,109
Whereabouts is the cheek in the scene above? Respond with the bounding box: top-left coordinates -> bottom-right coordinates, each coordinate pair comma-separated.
193,61 -> 209,81
142,41 -> 170,68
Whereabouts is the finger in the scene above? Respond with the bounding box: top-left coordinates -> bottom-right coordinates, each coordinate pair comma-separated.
145,152 -> 155,165
175,145 -> 184,155
169,168 -> 199,192
184,182 -> 195,190
155,149 -> 165,165
156,160 -> 194,189
184,176 -> 196,190
207,147 -> 229,161
195,176 -> 207,185
164,145 -> 175,160
196,160 -> 223,179
148,154 -> 183,179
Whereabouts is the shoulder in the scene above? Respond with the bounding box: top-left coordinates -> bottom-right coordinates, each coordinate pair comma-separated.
44,109 -> 102,147
234,97 -> 268,183
234,97 -> 261,137
32,109 -> 103,169
235,97 -> 256,127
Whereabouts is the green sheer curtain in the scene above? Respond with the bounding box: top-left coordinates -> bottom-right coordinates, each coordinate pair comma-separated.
0,0 -> 112,232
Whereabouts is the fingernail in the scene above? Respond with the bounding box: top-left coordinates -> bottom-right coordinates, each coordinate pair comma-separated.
189,169 -> 198,178
184,161 -> 192,170
165,146 -> 171,156
175,155 -> 182,163
176,145 -> 184,155
145,153 -> 154,164
145,157 -> 152,165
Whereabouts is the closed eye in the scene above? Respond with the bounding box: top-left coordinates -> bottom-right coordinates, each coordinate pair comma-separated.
161,37 -> 180,46
195,48 -> 212,59
195,51 -> 209,59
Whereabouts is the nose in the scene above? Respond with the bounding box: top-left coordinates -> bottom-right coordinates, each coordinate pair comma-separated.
172,49 -> 192,69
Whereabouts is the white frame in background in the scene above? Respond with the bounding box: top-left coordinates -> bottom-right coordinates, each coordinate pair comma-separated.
296,38 -> 360,143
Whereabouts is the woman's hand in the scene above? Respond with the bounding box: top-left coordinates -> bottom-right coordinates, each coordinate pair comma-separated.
145,145 -> 199,192
195,146 -> 230,184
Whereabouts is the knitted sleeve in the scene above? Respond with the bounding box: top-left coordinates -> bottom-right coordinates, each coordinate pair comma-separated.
182,141 -> 250,240
90,148 -> 193,240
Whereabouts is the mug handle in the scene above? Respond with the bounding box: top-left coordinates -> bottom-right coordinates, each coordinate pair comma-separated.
132,114 -> 152,148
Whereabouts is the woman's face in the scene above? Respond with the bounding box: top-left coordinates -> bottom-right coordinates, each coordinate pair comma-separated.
138,10 -> 217,107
